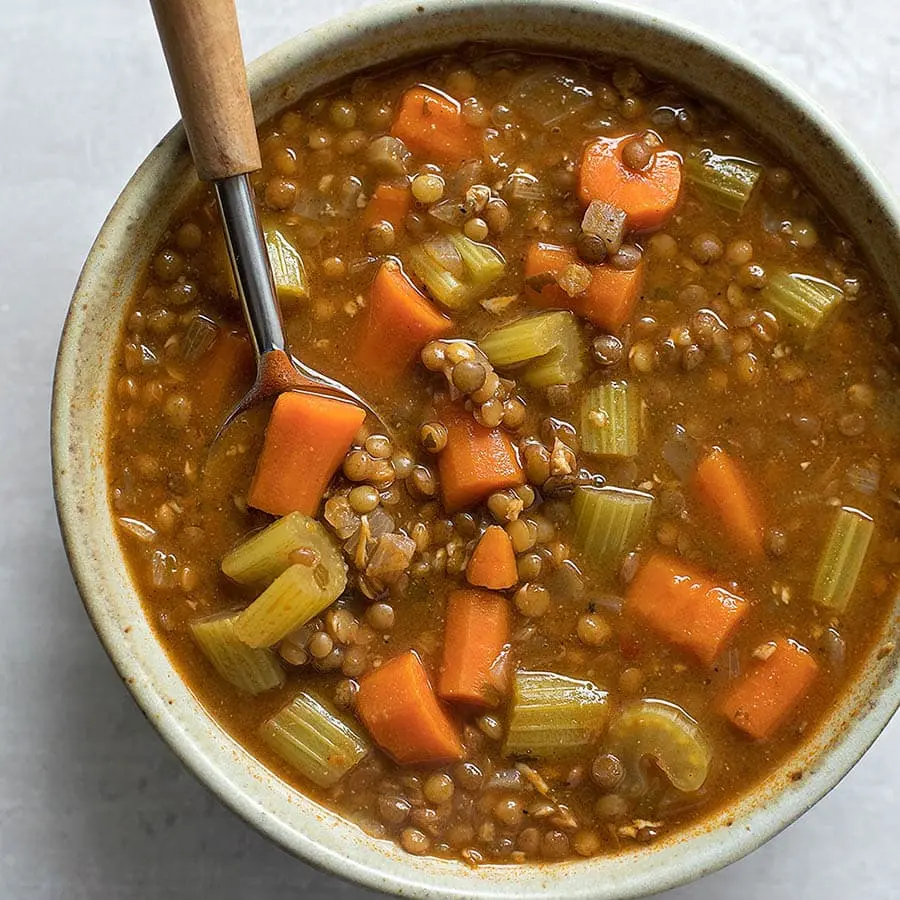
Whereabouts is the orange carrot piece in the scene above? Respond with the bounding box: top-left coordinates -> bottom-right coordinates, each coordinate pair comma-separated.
439,589 -> 510,707
720,638 -> 819,740
391,85 -> 480,164
196,330 -> 254,414
248,392 -> 365,517
578,135 -> 683,230
357,650 -> 464,765
466,526 -> 518,590
353,261 -> 452,385
524,241 -> 642,332
362,183 -> 412,231
693,447 -> 765,558
625,554 -> 749,667
438,406 -> 525,512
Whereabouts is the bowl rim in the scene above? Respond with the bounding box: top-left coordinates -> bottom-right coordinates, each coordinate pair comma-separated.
52,0 -> 900,897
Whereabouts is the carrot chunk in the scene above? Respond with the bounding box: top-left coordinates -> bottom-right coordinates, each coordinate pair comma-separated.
362,183 -> 412,231
437,406 -> 525,512
357,650 -> 463,765
248,392 -> 365,517
625,554 -> 749,667
578,135 -> 683,230
721,638 -> 819,740
197,330 -> 254,414
391,85 -> 480,164
466,525 -> 518,590
524,241 -> 642,333
439,589 -> 510,708
693,447 -> 765,558
353,261 -> 452,385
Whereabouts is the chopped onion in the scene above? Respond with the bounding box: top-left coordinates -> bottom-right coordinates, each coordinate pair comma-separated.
118,517 -> 157,542
846,459 -> 880,495
428,199 -> 468,227
181,315 -> 218,362
504,172 -> 544,204
510,70 -> 595,127
661,425 -> 698,481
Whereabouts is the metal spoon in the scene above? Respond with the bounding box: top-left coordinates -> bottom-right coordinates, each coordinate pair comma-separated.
149,0 -> 378,440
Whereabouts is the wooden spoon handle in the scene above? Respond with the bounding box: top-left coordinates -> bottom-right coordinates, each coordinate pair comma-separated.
149,0 -> 261,181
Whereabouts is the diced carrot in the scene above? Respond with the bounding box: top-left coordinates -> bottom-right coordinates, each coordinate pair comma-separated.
248,391 -> 365,517
693,447 -> 765,558
578,135 -> 683,230
437,406 -> 525,512
362,183 -> 411,231
391,85 -> 480,164
466,526 -> 518,590
357,650 -> 464,765
196,330 -> 254,414
720,638 -> 819,740
625,554 -> 749,667
524,241 -> 642,333
438,589 -> 510,707
353,261 -> 452,385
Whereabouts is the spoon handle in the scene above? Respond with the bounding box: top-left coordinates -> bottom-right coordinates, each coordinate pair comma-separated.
149,0 -> 261,180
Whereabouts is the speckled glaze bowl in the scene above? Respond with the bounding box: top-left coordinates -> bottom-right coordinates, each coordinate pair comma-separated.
52,1 -> 900,896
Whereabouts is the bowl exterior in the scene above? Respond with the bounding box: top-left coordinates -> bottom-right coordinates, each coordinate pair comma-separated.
52,1 -> 900,898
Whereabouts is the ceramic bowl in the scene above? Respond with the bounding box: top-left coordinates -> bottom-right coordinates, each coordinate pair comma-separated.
52,1 -> 900,896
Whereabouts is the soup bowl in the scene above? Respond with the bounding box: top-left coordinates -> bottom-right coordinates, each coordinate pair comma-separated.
52,0 -> 900,896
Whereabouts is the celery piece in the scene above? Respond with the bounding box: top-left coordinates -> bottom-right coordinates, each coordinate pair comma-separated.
447,232 -> 506,289
607,699 -> 710,792
685,151 -> 762,215
580,381 -> 640,457
260,692 -> 370,787
222,512 -> 345,587
812,506 -> 874,613
503,671 -> 609,758
407,244 -> 471,309
265,227 -> 308,304
190,612 -> 285,695
235,560 -> 346,648
572,486 -> 654,566
761,271 -> 844,342
479,310 -> 586,388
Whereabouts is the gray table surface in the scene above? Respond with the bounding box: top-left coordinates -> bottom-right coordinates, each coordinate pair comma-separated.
2,0 -> 898,897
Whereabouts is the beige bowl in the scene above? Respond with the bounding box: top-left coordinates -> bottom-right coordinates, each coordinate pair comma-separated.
52,1 -> 900,896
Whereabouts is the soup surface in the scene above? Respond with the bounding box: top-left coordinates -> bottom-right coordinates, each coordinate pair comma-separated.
107,48 -> 899,863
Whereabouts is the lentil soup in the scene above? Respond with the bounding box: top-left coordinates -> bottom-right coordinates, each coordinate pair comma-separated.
107,48 -> 899,864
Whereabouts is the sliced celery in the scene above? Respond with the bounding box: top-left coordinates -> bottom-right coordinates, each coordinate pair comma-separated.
812,506 -> 874,613
607,699 -> 710,792
407,244 -> 470,309
479,310 -> 586,387
222,512 -> 345,587
260,692 -> 370,787
190,612 -> 285,695
572,486 -> 654,566
235,560 -> 346,648
761,271 -> 844,342
502,671 -> 609,758
685,151 -> 762,215
447,232 -> 506,289
265,227 -> 308,304
580,381 -> 640,457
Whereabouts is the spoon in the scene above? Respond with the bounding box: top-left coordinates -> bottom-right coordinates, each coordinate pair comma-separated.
149,0 -> 379,438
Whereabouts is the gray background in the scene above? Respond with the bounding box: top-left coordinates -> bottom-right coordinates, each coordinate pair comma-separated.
2,0 -> 898,897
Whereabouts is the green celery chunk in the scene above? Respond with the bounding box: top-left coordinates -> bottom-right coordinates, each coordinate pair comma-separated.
503,671 -> 609,758
479,310 -> 586,387
222,511 -> 344,587
190,612 -> 285,695
407,244 -> 471,308
235,558 -> 346,648
761,271 -> 844,342
607,700 -> 710,792
572,485 -> 654,566
260,693 -> 370,787
685,151 -> 762,214
580,381 -> 640,457
812,506 -> 874,612
447,232 -> 506,288
264,227 -> 308,304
